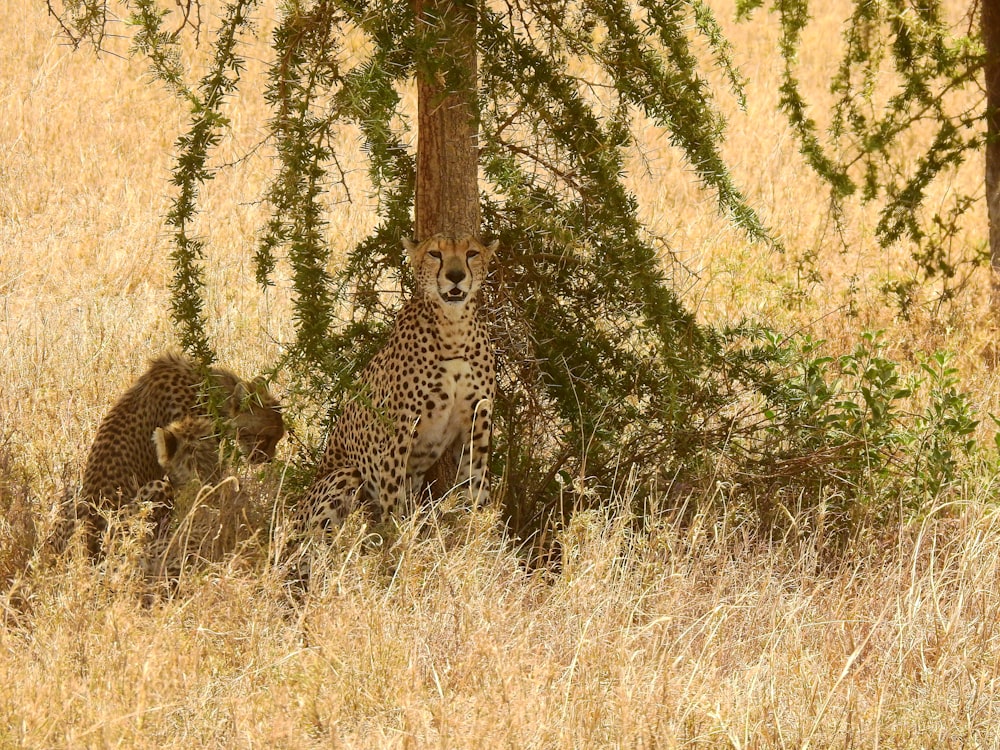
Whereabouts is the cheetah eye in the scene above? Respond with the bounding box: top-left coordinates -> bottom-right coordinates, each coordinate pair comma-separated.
466,251 -> 479,259
429,250 -> 442,260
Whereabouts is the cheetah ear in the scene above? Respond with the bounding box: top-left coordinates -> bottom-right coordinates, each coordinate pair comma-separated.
230,380 -> 252,414
153,425 -> 179,468
245,376 -> 269,402
484,239 -> 499,260
402,238 -> 420,263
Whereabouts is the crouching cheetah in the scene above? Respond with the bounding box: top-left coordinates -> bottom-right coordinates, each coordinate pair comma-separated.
139,413 -> 225,506
81,351 -> 284,554
126,415 -> 223,542
295,234 -> 498,540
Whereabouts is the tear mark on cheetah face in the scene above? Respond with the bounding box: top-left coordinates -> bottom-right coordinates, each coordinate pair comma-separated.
407,234 -> 495,315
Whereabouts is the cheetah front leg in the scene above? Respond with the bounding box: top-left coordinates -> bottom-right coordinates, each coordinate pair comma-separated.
452,397 -> 493,507
133,479 -> 176,531
300,467 -> 364,535
286,466 -> 363,586
376,413 -> 421,522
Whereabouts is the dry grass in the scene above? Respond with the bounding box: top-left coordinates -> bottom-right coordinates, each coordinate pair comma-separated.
4,501 -> 1000,747
2,0 -> 1000,745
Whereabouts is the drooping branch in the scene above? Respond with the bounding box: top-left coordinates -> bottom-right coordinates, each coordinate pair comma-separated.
745,0 -> 985,302
166,0 -> 259,366
258,0 -> 343,367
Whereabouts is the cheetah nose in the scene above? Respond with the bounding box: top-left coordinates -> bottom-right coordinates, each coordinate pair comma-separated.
445,268 -> 466,284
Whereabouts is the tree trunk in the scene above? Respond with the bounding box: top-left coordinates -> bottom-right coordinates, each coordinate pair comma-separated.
412,0 -> 480,240
412,0 -> 482,495
984,0 -> 1000,312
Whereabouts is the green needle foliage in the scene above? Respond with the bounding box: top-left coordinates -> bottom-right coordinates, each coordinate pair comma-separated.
739,0 -> 985,301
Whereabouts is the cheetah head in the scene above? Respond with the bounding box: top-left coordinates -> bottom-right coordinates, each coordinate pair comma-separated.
403,235 -> 498,315
205,372 -> 285,464
153,416 -> 222,486
228,377 -> 285,464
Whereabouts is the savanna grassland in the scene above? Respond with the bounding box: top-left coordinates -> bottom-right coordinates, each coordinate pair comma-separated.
3,0 -> 1000,746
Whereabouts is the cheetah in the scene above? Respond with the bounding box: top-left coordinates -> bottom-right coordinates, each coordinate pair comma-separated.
81,351 -> 284,554
127,415 -> 223,542
142,415 -> 253,578
296,234 -> 498,538
154,413 -> 225,487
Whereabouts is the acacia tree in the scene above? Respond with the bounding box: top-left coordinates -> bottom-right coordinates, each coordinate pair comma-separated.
50,0 -> 790,539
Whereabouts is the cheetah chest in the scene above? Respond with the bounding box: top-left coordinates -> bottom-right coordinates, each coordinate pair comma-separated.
408,357 -> 481,475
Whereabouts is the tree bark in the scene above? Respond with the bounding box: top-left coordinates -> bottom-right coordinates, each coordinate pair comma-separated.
984,0 -> 1000,312
412,0 -> 480,240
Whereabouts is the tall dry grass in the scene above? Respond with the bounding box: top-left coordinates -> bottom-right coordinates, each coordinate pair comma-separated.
2,0 -> 1000,745
4,499 -> 1000,746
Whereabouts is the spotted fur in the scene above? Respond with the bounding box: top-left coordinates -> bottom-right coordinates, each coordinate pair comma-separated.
81,352 -> 284,554
153,414 -> 222,486
126,416 -> 222,538
296,234 -> 498,538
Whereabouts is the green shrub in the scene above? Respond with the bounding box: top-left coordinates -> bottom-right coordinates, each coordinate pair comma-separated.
728,330 -> 981,542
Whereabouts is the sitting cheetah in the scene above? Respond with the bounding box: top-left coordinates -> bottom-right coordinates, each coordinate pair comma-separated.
81,351 -> 284,554
296,234 -> 498,539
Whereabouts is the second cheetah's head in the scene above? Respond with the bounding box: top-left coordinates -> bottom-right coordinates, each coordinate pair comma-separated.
403,235 -> 498,315
153,416 -> 222,486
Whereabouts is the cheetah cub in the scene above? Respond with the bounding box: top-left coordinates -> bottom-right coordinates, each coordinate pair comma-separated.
81,351 -> 284,555
297,234 -> 498,538
129,414 -> 225,537
143,415 -> 253,578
